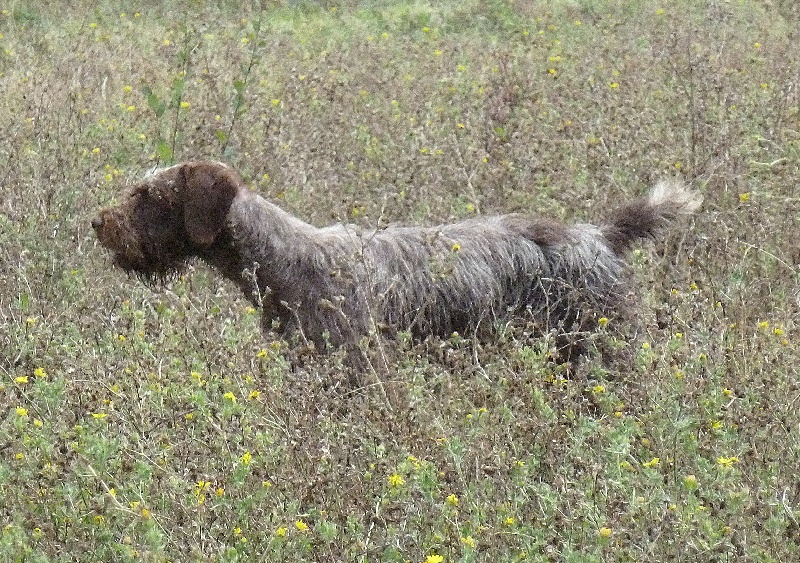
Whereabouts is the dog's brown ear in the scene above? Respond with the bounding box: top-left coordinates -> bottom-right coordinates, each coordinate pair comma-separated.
183,162 -> 240,245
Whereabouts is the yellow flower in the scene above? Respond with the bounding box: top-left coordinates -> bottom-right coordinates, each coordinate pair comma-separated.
451,242 -> 460,252
240,451 -> 252,465
180,101 -> 190,109
598,526 -> 612,538
445,494 -> 459,507
592,384 -> 605,394
295,519 -> 308,532
739,192 -> 750,202
424,555 -> 444,563
223,391 -> 237,403
461,535 -> 476,548
16,407 -> 28,417
387,473 -> 405,487
717,456 -> 739,468
91,413 -> 108,419
14,376 -> 28,384
248,389 -> 261,400
598,317 -> 609,327
504,516 -> 515,526
642,457 -> 660,468
274,526 -> 287,537
140,508 -> 151,519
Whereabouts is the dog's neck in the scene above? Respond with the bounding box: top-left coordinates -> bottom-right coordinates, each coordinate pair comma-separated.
201,191 -> 322,304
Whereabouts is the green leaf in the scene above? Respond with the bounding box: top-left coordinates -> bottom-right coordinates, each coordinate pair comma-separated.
156,141 -> 173,163
141,85 -> 166,118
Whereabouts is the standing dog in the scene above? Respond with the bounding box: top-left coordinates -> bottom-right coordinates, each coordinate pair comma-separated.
92,161 -> 700,362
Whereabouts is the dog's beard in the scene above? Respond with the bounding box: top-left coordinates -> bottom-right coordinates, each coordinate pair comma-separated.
112,247 -> 188,287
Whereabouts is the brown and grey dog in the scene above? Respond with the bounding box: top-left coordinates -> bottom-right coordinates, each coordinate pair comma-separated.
92,161 -> 700,363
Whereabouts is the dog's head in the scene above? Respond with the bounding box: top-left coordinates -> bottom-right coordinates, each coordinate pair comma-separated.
92,161 -> 241,281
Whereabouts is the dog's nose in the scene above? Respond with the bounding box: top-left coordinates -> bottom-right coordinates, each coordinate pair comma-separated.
91,216 -> 103,230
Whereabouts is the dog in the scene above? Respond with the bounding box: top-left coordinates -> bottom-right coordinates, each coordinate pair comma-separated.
92,161 -> 700,364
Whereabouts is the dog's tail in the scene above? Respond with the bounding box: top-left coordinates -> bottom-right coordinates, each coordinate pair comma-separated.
601,179 -> 702,255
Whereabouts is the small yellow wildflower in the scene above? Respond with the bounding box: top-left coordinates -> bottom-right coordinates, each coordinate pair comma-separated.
717,456 -> 739,468
424,555 -> 444,563
451,242 -> 460,252
445,494 -> 459,507
91,413 -> 108,419
723,388 -> 733,397
179,101 -> 190,109
642,457 -> 660,468
295,519 -> 308,532
215,488 -> 225,497
461,535 -> 476,548
504,516 -> 515,526
223,391 -> 237,403
274,526 -> 287,537
598,317 -> 609,327
14,376 -> 28,384
240,451 -> 252,465
739,192 -> 750,202
140,508 -> 151,519
598,526 -> 612,538
16,407 -> 28,417
248,390 -> 261,400
387,473 -> 405,487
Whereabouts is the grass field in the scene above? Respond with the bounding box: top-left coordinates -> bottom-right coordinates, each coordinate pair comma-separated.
1,1 -> 799,561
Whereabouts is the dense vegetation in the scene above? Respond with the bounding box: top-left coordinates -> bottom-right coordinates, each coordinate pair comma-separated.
1,1 -> 799,561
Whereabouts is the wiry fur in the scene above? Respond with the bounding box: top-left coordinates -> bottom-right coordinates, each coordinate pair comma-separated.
92,161 -> 700,362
